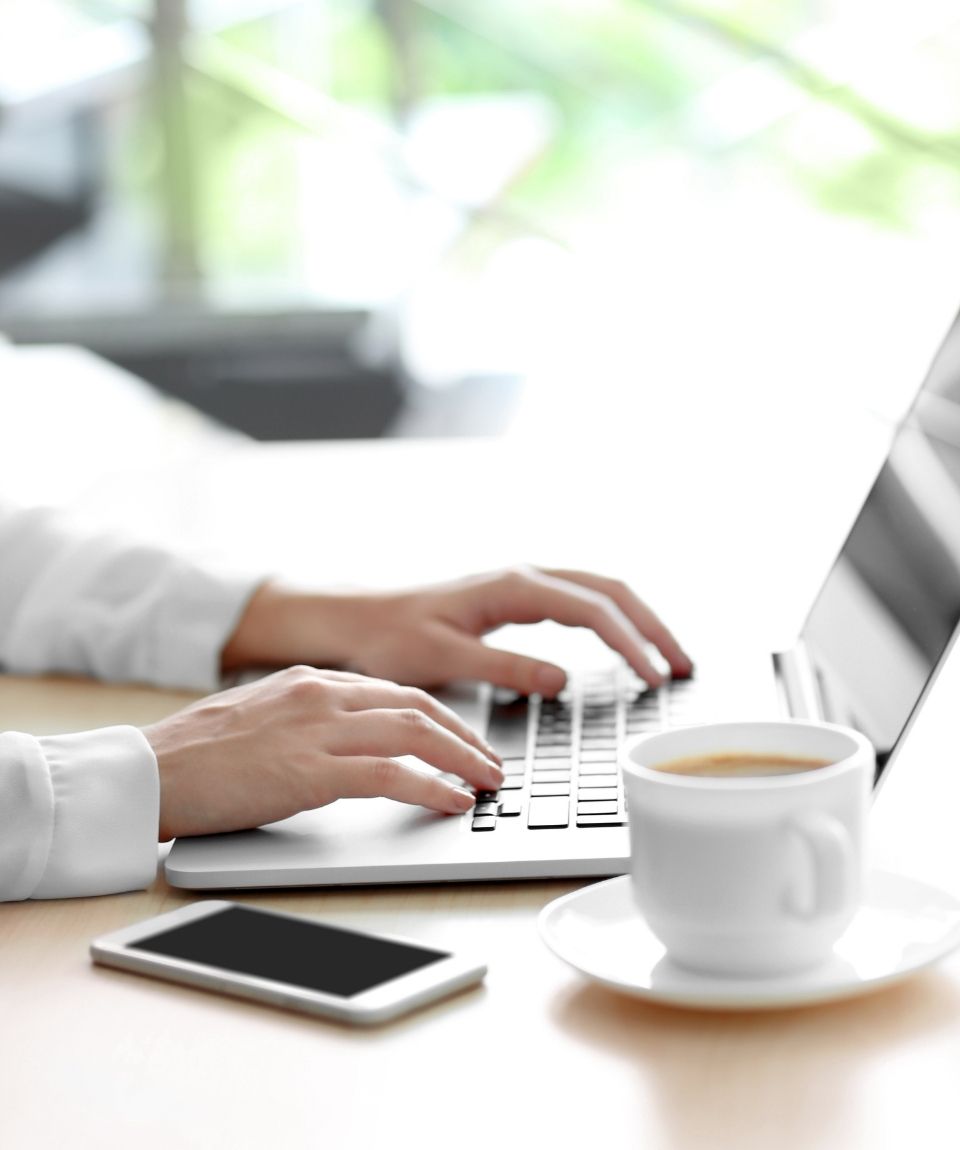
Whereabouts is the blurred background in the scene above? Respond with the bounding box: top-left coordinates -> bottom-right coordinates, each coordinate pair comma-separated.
3,0 -> 960,442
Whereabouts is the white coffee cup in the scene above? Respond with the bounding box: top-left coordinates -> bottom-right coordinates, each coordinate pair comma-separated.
621,720 -> 874,977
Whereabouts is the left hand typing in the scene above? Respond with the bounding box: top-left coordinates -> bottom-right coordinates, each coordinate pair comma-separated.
221,565 -> 693,696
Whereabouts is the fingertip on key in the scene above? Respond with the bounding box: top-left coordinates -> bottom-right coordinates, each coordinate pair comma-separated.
449,787 -> 476,813
533,666 -> 567,697
487,763 -> 505,787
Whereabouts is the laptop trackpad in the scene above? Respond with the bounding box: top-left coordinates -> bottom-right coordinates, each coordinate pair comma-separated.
164,788 -> 470,886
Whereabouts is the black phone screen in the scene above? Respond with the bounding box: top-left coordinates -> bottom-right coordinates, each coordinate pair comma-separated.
129,906 -> 449,998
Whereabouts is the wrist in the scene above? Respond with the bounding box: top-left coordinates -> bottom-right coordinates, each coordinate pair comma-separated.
220,581 -> 372,673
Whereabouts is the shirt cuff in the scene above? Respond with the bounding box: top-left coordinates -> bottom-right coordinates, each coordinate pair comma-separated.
30,726 -> 160,900
0,732 -> 55,901
148,566 -> 265,691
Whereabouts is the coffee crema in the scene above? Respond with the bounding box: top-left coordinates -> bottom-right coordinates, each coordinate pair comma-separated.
654,752 -> 831,778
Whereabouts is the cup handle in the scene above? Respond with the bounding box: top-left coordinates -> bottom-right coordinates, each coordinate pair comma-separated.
783,811 -> 856,920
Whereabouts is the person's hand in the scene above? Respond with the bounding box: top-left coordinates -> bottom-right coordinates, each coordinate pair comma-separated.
143,666 -> 504,840
222,566 -> 693,696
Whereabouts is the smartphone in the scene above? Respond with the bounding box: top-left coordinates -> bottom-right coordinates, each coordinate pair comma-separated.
90,900 -> 487,1026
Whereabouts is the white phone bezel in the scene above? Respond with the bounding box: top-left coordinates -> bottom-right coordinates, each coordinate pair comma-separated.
90,900 -> 486,1025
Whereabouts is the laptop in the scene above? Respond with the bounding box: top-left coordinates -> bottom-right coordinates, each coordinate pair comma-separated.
165,307 -> 960,891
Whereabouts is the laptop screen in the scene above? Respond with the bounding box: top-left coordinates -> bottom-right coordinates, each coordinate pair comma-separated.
801,308 -> 960,774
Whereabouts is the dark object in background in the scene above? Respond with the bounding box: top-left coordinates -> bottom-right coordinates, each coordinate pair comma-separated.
1,307 -> 405,440
110,342 -> 404,441
0,104 -> 101,276
0,307 -> 521,439
0,184 -> 94,277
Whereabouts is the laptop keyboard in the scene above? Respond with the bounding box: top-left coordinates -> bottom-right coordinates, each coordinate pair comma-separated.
471,668 -> 710,832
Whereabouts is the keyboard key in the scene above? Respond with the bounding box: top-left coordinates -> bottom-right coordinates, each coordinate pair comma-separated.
530,782 -> 571,797
502,759 -> 527,776
669,680 -> 697,693
578,760 -> 618,774
499,776 -> 525,790
498,797 -> 523,817
577,800 -> 619,816
630,694 -> 662,713
577,774 -> 619,788
580,738 -> 617,751
627,694 -> 660,707
532,757 -> 571,771
576,814 -> 628,827
486,694 -> 530,758
528,797 -> 570,828
581,722 -> 616,737
579,750 -> 619,764
625,719 -> 661,733
472,815 -> 497,831
536,743 -> 572,757
576,787 -> 619,803
531,770 -> 570,784
474,801 -> 499,817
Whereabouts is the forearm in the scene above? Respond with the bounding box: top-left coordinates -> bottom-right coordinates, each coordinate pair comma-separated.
220,581 -> 386,674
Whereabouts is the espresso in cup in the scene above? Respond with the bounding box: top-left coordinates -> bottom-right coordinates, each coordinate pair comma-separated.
621,721 -> 875,977
656,752 -> 831,778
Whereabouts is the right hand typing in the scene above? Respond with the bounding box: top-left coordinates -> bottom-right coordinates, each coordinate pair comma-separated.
143,666 -> 503,841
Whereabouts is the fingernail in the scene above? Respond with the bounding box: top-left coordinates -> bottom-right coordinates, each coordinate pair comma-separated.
533,666 -> 566,697
450,787 -> 476,812
484,742 -> 502,763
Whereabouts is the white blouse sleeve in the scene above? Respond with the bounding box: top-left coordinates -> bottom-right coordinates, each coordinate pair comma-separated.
0,726 -> 159,900
0,501 -> 263,690
0,500 -> 267,900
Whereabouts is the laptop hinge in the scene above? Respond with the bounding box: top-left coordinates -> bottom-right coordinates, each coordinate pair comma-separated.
773,641 -> 824,721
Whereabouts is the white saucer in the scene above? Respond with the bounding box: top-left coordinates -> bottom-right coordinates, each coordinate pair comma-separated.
538,870 -> 960,1011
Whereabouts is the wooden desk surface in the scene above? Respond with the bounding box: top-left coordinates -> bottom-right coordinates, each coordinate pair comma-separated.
2,666 -> 960,1150
5,351 -> 960,1149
